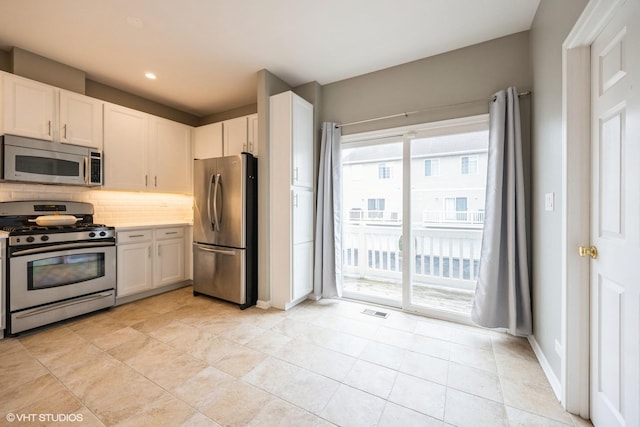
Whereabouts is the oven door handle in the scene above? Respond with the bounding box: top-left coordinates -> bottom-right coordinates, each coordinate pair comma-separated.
11,241 -> 115,257
14,291 -> 114,320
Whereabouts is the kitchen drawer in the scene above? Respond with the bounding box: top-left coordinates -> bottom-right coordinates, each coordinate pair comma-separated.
154,227 -> 185,240
117,229 -> 153,243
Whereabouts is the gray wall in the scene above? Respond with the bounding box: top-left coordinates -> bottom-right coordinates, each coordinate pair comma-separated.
530,0 -> 588,379
11,47 -> 86,94
200,103 -> 258,126
322,31 -> 531,135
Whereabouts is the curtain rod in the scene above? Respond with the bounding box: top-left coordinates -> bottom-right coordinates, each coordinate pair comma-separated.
335,90 -> 531,129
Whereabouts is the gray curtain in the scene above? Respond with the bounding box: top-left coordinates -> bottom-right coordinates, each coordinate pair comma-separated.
471,87 -> 532,336
313,122 -> 343,298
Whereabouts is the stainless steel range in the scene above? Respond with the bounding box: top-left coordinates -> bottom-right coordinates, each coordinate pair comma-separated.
0,200 -> 116,334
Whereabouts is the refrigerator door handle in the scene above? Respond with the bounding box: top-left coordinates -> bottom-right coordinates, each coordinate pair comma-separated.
207,173 -> 215,230
213,173 -> 222,231
194,244 -> 236,256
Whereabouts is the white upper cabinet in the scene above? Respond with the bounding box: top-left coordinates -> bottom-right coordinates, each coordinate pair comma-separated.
291,96 -> 314,189
58,90 -> 103,148
1,73 -> 56,140
103,102 -> 192,194
103,103 -> 149,191
1,72 -> 103,148
149,116 -> 192,193
223,116 -> 249,156
193,121 -> 223,159
194,113 -> 259,158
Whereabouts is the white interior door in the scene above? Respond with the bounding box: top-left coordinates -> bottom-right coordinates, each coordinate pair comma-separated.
590,1 -> 640,426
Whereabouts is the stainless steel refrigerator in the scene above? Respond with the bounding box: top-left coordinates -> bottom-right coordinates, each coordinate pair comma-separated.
193,153 -> 258,309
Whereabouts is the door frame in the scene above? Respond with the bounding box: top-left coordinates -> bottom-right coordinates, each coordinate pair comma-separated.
561,0 -> 625,418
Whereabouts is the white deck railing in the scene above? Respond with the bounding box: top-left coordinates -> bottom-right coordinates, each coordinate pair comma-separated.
343,224 -> 483,291
422,210 -> 485,226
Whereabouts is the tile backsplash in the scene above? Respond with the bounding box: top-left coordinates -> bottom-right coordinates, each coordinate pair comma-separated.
0,183 -> 193,225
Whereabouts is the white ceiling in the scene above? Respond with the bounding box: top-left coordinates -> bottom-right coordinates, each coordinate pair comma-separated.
0,0 -> 540,117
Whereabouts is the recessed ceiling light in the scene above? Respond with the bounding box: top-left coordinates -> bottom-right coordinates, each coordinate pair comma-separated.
145,72 -> 157,80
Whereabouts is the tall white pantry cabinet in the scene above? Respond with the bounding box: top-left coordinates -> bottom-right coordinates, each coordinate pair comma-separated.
270,91 -> 314,310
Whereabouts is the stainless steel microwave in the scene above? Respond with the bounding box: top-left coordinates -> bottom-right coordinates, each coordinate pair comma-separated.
1,134 -> 102,186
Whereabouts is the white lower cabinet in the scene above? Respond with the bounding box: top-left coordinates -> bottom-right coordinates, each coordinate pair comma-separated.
117,225 -> 190,300
154,227 -> 185,288
116,230 -> 153,297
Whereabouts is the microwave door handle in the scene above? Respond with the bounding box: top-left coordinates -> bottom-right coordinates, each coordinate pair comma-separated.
83,157 -> 89,185
212,173 -> 221,232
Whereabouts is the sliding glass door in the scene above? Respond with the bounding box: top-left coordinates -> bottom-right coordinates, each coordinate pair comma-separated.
341,116 -> 488,321
342,140 -> 403,307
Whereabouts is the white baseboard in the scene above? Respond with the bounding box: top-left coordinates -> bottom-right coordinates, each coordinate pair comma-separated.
528,335 -> 562,401
256,300 -> 271,309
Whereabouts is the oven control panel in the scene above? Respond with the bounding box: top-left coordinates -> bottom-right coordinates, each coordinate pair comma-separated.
9,229 -> 116,247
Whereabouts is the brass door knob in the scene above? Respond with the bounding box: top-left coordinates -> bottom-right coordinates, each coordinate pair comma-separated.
578,245 -> 598,259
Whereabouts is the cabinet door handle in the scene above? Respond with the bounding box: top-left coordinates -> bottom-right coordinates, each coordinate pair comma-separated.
294,167 -> 299,182
145,175 -> 148,187
129,234 -> 145,238
164,231 -> 178,235
155,176 -> 158,187
148,247 -> 151,258
158,246 -> 161,257
48,120 -> 52,136
293,193 -> 299,208
63,124 -> 67,139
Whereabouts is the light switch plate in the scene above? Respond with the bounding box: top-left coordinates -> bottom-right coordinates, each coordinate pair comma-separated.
545,192 -> 555,212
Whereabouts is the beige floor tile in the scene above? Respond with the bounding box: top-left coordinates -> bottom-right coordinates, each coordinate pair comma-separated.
219,322 -> 267,345
180,412 -> 221,427
495,351 -> 549,386
399,350 -> 449,385
147,319 -> 198,343
248,398 -> 333,427
112,392 -> 196,427
104,303 -> 159,326
388,373 -> 446,419
245,329 -> 293,355
66,313 -> 128,342
18,326 -> 87,365
270,317 -> 318,338
320,384 -> 387,426
173,366 -> 235,409
271,366 -> 340,413
449,342 -> 497,373
18,389 -> 105,427
378,402 -> 444,427
408,334 -> 450,360
106,332 -> 165,362
129,312 -> 177,334
343,359 -> 398,399
505,406 -> 573,426
501,377 -> 574,424
201,380 -> 274,426
450,328 -> 494,350
211,345 -> 268,378
0,347 -> 49,388
447,361 -> 503,403
444,388 -> 507,427
414,319 -> 456,341
243,356 -> 305,394
0,337 -> 27,357
273,339 -> 356,381
373,325 -> 414,348
360,341 -> 406,370
492,333 -> 538,362
303,325 -> 370,358
336,316 -> 382,340
379,312 -> 420,334
92,325 -> 149,351
0,373 -> 67,413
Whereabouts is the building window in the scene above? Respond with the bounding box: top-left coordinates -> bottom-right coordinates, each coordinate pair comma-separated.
444,197 -> 468,221
367,198 -> 385,211
424,159 -> 440,176
460,155 -> 478,175
378,163 -> 391,179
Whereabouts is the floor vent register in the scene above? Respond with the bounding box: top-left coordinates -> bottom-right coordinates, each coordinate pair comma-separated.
361,308 -> 389,319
